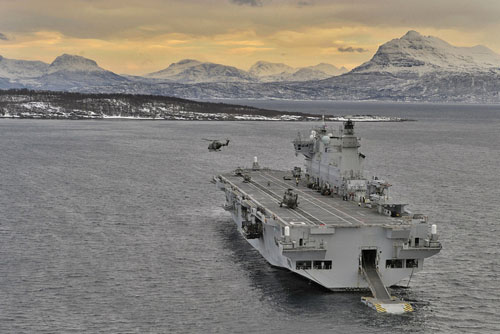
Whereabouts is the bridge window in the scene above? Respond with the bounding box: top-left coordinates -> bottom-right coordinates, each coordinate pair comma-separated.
406,259 -> 418,268
313,261 -> 332,269
296,261 -> 311,270
386,259 -> 403,268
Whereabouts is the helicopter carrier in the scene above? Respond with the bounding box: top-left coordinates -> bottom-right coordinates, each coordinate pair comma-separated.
214,120 -> 442,314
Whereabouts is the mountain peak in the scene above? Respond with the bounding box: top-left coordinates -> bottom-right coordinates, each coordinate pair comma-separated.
175,59 -> 202,66
251,60 -> 286,67
49,54 -> 102,73
352,31 -> 500,74
306,63 -> 347,76
146,59 -> 254,83
146,59 -> 203,78
402,30 -> 422,40
249,61 -> 295,78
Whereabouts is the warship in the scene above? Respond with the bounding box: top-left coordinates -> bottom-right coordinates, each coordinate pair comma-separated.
214,120 -> 442,314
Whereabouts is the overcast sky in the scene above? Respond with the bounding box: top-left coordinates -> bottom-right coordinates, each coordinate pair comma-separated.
1,0 -> 499,74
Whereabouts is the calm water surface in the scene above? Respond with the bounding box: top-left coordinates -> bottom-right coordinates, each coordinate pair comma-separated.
1,102 -> 499,333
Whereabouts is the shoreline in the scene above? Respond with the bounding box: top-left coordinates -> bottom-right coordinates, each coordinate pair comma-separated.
0,89 -> 412,122
0,114 -> 411,122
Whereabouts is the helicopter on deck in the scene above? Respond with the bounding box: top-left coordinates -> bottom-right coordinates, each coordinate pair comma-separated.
203,138 -> 230,151
280,188 -> 299,209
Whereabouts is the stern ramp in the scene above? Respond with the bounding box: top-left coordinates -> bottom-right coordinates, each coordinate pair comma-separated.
361,249 -> 413,314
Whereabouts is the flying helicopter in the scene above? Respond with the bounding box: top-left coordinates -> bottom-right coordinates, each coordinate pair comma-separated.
203,138 -> 230,151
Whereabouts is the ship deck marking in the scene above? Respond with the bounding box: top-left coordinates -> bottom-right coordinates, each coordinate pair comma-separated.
245,181 -> 317,226
260,172 -> 364,225
220,169 -> 402,227
246,181 -> 321,225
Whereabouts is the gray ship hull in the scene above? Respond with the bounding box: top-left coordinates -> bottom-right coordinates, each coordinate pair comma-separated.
215,121 -> 441,313
216,169 -> 441,291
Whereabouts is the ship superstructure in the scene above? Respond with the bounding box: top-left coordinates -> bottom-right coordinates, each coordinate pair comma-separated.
214,120 -> 441,314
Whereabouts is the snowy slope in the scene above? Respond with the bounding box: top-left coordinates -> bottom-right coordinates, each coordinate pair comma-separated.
249,61 -> 346,82
146,59 -> 255,83
47,54 -> 106,73
288,64 -> 348,81
34,54 -> 128,90
165,62 -> 255,83
0,55 -> 49,79
146,59 -> 202,79
144,59 -> 345,83
305,63 -> 348,76
353,30 -> 500,75
248,60 -> 296,78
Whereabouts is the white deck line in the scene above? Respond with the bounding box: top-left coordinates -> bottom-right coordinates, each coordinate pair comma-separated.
246,180 -> 323,226
221,176 -> 290,226
245,181 -> 317,226
261,172 -> 366,226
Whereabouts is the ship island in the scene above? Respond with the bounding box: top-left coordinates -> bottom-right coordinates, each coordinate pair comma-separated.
214,120 -> 442,314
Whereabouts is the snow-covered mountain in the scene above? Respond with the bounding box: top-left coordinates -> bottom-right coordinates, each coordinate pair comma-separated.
307,63 -> 348,76
248,61 -> 347,82
146,59 -> 346,83
286,67 -> 331,81
146,59 -> 202,79
47,54 -> 106,73
0,55 -> 49,79
300,30 -> 500,102
287,65 -> 348,82
1,31 -> 500,102
149,31 -> 500,102
248,61 -> 295,81
353,30 -> 500,75
34,54 -> 128,90
146,59 -> 255,83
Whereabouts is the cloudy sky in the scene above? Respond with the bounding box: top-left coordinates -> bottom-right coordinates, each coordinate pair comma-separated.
1,0 -> 499,74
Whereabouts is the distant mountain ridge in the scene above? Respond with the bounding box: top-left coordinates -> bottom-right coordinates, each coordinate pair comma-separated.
1,30 -> 500,102
146,59 -> 202,78
146,59 -> 256,83
146,59 -> 346,83
248,61 -> 347,82
0,56 -> 49,79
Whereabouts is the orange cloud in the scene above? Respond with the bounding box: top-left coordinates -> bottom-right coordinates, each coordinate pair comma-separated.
227,47 -> 274,54
0,1 -> 499,74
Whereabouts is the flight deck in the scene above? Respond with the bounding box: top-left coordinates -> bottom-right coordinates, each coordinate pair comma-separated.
220,169 -> 404,228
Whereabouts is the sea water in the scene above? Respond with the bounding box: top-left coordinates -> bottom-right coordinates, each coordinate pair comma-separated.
1,101 -> 499,333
